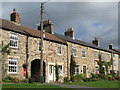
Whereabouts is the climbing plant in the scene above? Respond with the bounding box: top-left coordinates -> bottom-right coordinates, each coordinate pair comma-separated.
70,55 -> 76,79
96,53 -> 114,77
0,42 -> 10,78
55,64 -> 59,82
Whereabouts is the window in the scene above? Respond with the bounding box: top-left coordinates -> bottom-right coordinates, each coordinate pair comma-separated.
10,33 -> 18,48
94,51 -> 98,60
113,60 -> 116,66
74,65 -> 79,75
8,58 -> 18,73
58,65 -> 63,76
101,53 -> 104,61
72,46 -> 77,56
95,66 -> 99,74
39,40 -> 42,51
106,54 -> 110,62
82,48 -> 86,58
57,44 -> 62,55
83,66 -> 87,74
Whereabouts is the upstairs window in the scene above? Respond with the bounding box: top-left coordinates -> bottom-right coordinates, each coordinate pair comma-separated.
94,51 -> 98,60
58,44 -> 62,55
10,33 -> 18,48
72,46 -> 77,56
82,48 -> 86,58
39,40 -> 42,51
101,53 -> 104,61
8,58 -> 18,73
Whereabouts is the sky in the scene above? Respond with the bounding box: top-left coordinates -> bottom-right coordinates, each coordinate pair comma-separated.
1,0 -> 119,49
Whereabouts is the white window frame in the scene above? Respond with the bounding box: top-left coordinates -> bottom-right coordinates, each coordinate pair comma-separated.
74,65 -> 80,75
94,51 -> 99,60
82,48 -> 86,58
38,40 -> 42,52
72,46 -> 77,57
58,65 -> 63,76
57,44 -> 62,55
95,66 -> 99,74
8,58 -> 18,74
9,33 -> 19,48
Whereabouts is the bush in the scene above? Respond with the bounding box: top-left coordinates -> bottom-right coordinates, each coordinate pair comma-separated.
108,77 -> 115,80
2,76 -> 19,83
115,76 -> 120,80
64,76 -> 69,82
29,78 -> 35,83
82,78 -> 91,82
75,74 -> 83,81
91,73 -> 99,78
12,78 -> 19,83
70,76 -> 78,82
20,78 -> 29,83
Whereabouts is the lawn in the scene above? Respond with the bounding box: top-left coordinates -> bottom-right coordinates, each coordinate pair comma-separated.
2,83 -> 62,88
64,80 -> 119,88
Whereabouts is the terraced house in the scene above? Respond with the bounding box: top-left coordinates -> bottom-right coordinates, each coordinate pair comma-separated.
0,9 -> 119,83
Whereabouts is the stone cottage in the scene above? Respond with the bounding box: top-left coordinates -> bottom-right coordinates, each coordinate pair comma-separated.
0,9 -> 119,83
0,9 -> 68,83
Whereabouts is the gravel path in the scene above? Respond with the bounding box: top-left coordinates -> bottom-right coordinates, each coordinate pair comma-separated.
48,83 -> 93,88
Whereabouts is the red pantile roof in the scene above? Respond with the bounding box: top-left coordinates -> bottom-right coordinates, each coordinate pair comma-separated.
0,18 -> 67,44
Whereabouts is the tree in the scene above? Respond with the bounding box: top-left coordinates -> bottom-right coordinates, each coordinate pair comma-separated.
55,64 -> 59,82
0,42 -> 10,78
70,55 -> 76,79
96,54 -> 105,77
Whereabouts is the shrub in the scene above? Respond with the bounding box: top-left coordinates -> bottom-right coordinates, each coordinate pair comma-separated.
12,78 -> 19,83
82,78 -> 91,82
108,77 -> 115,80
91,73 -> 99,78
20,78 -> 29,83
64,76 -> 69,82
2,76 -> 19,83
75,74 -> 82,81
29,78 -> 35,83
70,76 -> 77,82
115,76 -> 120,80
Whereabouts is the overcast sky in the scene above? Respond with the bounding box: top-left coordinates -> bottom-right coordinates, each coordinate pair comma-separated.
1,1 -> 119,49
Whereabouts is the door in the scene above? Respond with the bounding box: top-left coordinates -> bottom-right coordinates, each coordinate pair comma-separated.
49,65 -> 54,81
31,59 -> 40,82
83,66 -> 86,74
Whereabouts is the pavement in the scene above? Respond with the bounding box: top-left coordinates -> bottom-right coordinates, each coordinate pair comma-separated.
48,83 -> 93,88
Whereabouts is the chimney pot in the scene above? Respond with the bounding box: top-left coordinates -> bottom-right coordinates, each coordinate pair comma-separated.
10,9 -> 20,24
38,19 -> 54,34
109,44 -> 114,49
64,27 -> 75,39
92,37 -> 100,47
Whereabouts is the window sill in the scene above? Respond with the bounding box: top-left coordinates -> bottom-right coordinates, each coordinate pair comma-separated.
8,72 -> 18,74
82,57 -> 86,59
10,46 -> 18,49
58,53 -> 62,55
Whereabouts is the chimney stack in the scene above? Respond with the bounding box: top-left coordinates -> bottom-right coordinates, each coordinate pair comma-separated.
64,28 -> 75,39
38,19 -> 54,34
10,9 -> 20,24
109,44 -> 114,49
92,37 -> 100,47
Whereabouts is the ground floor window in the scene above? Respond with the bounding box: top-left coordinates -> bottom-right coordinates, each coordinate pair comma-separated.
95,66 -> 99,74
74,65 -> 79,75
58,65 -> 63,76
83,66 -> 87,74
8,58 -> 18,73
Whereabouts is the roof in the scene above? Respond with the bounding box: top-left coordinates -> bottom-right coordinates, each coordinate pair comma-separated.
0,18 -> 67,45
55,33 -> 118,54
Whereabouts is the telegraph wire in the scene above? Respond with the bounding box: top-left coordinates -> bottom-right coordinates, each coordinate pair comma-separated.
44,11 -> 64,31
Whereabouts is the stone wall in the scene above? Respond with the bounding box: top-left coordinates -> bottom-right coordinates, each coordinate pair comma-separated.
1,29 -> 67,82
